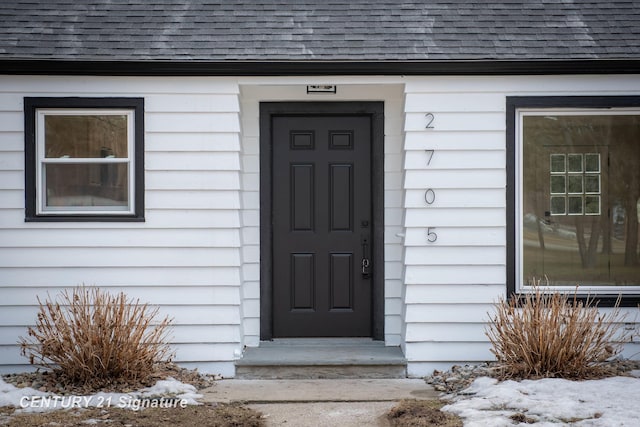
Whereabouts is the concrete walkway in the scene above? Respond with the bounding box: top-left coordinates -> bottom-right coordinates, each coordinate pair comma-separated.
201,379 -> 439,426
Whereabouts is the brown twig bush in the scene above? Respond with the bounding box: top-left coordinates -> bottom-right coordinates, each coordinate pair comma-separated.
20,286 -> 173,388
486,283 -> 627,379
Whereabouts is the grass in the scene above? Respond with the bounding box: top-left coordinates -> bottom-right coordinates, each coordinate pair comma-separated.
387,400 -> 463,427
522,227 -> 640,284
486,282 -> 628,379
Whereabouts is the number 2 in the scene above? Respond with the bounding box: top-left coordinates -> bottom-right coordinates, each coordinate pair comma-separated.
425,113 -> 435,129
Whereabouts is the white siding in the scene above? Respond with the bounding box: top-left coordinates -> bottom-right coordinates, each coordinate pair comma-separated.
0,76 -> 242,376
2,74 -> 639,378
402,75 -> 640,377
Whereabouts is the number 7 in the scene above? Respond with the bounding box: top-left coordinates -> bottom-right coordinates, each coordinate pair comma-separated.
425,149 -> 434,166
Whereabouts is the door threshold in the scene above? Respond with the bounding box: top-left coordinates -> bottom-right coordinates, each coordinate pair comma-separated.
260,338 -> 383,347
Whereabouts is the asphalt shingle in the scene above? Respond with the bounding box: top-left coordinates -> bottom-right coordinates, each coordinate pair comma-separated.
0,0 -> 639,62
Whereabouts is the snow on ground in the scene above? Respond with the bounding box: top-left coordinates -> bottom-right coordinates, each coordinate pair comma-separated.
443,370 -> 640,426
3,370 -> 640,425
0,377 -> 202,413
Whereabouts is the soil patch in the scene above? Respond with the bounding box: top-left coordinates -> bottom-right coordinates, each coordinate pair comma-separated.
387,399 -> 462,427
2,362 -> 218,395
3,402 -> 263,427
1,364 -> 261,426
426,358 -> 640,394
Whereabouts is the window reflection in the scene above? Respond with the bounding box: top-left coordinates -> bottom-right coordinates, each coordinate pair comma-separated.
45,164 -> 128,209
522,114 -> 640,286
40,112 -> 131,212
45,115 -> 128,158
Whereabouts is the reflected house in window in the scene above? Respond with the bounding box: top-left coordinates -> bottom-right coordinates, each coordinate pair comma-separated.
549,152 -> 601,216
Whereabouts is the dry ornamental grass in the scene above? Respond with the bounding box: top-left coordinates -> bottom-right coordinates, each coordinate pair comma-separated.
19,286 -> 173,389
486,283 -> 628,379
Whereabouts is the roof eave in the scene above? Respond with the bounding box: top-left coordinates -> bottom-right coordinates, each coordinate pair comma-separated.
2,58 -> 640,76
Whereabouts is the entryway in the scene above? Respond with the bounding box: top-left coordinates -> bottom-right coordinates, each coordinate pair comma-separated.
259,102 -> 385,340
239,101 -> 404,379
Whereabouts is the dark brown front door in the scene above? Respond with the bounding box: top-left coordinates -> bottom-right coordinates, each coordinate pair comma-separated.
269,113 -> 373,337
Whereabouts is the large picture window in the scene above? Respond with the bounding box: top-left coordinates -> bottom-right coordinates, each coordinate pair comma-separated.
25,98 -> 144,221
507,97 -> 640,304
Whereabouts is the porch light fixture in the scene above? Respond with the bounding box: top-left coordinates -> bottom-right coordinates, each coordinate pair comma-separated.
306,85 -> 337,94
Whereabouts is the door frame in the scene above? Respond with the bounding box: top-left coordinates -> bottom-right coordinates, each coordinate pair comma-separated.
259,101 -> 385,340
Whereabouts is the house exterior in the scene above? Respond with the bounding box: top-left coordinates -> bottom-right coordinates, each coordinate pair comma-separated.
1,1 -> 639,378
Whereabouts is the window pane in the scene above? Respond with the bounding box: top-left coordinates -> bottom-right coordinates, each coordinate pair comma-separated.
567,154 -> 583,172
568,196 -> 583,214
585,196 -> 600,215
45,115 -> 128,158
522,113 -> 640,287
550,154 -> 566,173
550,175 -> 566,194
585,154 -> 600,172
45,163 -> 128,209
550,196 -> 566,215
567,176 -> 583,194
585,175 -> 600,193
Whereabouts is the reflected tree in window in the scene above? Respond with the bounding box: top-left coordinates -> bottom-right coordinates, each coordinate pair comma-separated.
522,113 -> 640,286
609,115 -> 640,267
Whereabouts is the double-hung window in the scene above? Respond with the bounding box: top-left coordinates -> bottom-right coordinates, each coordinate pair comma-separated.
25,98 -> 144,221
507,96 -> 640,305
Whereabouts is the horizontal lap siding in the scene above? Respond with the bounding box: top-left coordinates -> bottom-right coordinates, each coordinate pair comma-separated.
0,77 -> 242,376
382,94 -> 406,346
402,75 -> 640,377
237,92 -> 260,348
403,80 -> 506,377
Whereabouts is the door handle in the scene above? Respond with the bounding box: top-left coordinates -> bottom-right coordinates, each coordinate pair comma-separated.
361,258 -> 371,279
361,232 -> 371,279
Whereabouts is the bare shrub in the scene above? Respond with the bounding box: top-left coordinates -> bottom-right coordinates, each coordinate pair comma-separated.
486,282 -> 628,379
20,286 -> 173,388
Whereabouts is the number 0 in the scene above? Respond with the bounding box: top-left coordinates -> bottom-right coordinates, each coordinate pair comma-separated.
424,189 -> 435,205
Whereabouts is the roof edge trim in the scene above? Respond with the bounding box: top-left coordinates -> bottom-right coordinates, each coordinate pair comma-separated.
2,59 -> 640,76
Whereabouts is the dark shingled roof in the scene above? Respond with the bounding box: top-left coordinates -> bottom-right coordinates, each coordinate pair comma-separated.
1,1 -> 639,73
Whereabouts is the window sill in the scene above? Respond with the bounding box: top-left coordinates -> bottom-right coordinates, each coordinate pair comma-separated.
509,291 -> 640,307
25,215 -> 145,223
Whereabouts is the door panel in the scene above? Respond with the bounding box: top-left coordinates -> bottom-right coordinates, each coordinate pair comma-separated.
272,115 -> 372,337
291,164 -> 314,231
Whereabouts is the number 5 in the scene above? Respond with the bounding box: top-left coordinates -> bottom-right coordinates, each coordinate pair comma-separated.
427,227 -> 437,243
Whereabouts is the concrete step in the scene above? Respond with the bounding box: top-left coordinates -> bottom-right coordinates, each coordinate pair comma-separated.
235,339 -> 407,379
202,379 -> 438,403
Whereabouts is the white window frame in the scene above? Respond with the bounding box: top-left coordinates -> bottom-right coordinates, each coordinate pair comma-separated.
515,107 -> 640,296
35,108 -> 136,216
